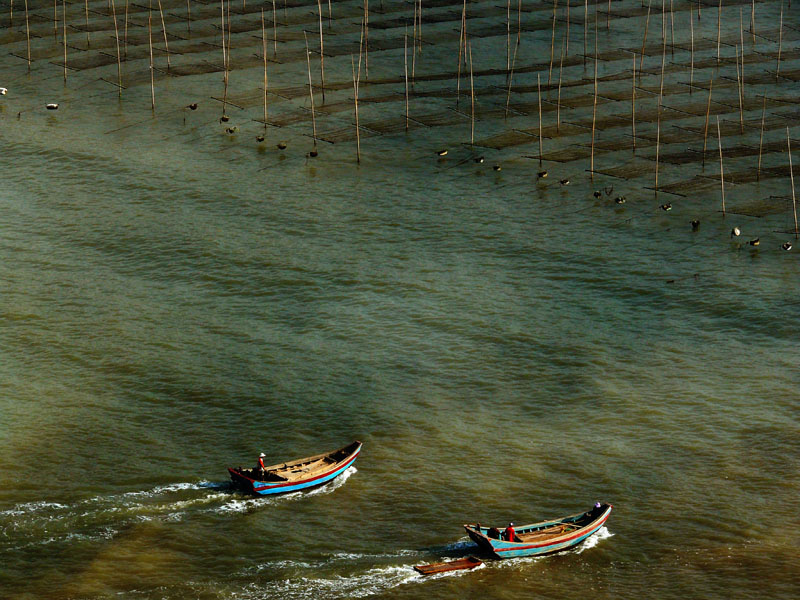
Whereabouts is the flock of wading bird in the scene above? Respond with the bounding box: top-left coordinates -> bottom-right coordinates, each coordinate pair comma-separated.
1,0 -> 799,250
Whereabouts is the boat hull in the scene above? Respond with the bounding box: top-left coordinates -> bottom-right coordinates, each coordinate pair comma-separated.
228,442 -> 361,496
465,503 -> 612,559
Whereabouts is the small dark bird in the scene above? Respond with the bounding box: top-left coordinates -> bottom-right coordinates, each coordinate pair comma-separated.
659,203 -> 672,211
474,156 -> 484,163
256,135 -> 265,142
691,220 -> 700,231
220,115 -> 230,123
436,149 -> 448,156
46,103 -> 59,110
225,126 -> 238,134
593,190 -> 602,198
187,103 -> 198,110
748,238 -> 760,246
731,226 -> 741,237
560,178 -> 570,185
781,241 -> 793,251
614,196 -> 626,204
277,141 -> 287,150
537,170 -> 548,178
493,165 -> 502,171
604,185 -> 614,196
309,149 -> 319,158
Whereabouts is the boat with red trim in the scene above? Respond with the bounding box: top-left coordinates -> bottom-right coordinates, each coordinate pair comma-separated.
463,502 -> 612,559
228,441 -> 362,496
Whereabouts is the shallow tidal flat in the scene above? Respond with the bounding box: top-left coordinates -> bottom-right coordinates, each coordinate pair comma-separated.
1,0 -> 800,599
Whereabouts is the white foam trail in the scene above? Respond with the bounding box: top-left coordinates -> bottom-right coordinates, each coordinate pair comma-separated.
0,501 -> 68,516
237,564 -> 420,600
574,525 -> 613,553
212,467 -> 357,514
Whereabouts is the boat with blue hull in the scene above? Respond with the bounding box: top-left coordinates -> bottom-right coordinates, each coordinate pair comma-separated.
464,502 -> 613,559
228,441 -> 362,496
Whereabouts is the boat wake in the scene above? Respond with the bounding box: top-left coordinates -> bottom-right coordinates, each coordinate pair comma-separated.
574,525 -> 614,553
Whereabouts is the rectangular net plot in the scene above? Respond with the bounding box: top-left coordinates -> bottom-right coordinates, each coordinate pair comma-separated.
568,114 -> 632,131
167,61 -> 226,77
362,117 -> 424,134
520,122 -> 590,138
703,168 -> 762,185
527,145 -> 594,162
656,176 -> 721,196
316,126 -> 380,144
411,111 -> 470,127
727,195 -> 792,217
593,160 -> 661,180
472,130 -> 537,149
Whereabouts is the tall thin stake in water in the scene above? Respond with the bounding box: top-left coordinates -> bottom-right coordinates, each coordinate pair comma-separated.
124,0 -> 129,59
84,0 -> 89,46
655,95 -> 661,195
149,13 -> 155,110
304,32 -> 317,151
702,76 -> 713,167
112,0 -> 122,96
273,0 -> 277,57
469,40 -> 475,146
538,73 -> 543,164
716,0 -> 721,65
53,0 -> 57,39
757,92 -> 766,179
639,0 -> 651,78
548,0 -> 557,87
776,1 -> 783,80
717,116 -> 725,215
631,52 -> 636,151
363,0 -> 369,78
735,45 -> 743,133
24,0 -> 30,71
317,0 -> 325,102
669,0 -> 674,55
404,27 -> 409,129
505,36 -> 519,118
187,0 -> 191,34
583,0 -> 588,68
456,0 -> 466,106
590,23 -> 598,180
557,39 -> 564,132
506,0 -> 510,74
789,127 -> 798,238
351,53 -> 361,162
689,9 -> 694,90
220,0 -> 227,115
566,0 -> 570,54
62,0 -> 67,82
750,0 -> 755,44
156,0 -> 170,70
412,0 -> 417,80
262,9 -> 268,129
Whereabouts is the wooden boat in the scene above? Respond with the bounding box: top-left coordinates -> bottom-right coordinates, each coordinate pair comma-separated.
413,556 -> 483,575
228,441 -> 362,496
463,502 -> 612,559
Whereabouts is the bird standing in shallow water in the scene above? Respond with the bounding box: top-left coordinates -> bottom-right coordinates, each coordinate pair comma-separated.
691,220 -> 700,231
493,165 -> 502,171
781,242 -> 793,251
0,87 -> 8,95
256,135 -> 265,143
474,156 -> 484,163
560,178 -> 570,185
220,115 -> 230,123
277,141 -> 287,150
436,149 -> 448,156
659,203 -> 672,211
593,190 -> 602,198
537,170 -> 548,179
46,103 -> 59,110
749,238 -> 760,246
731,226 -> 741,237
614,196 -> 626,204
187,103 -> 198,110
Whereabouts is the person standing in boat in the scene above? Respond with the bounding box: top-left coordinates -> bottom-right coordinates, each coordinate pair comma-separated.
503,522 -> 516,542
257,453 -> 267,474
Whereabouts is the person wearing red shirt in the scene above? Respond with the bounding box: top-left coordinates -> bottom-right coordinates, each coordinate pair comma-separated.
257,453 -> 267,472
503,522 -> 516,542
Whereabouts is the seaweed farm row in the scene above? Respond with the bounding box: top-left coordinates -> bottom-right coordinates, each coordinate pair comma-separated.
1,0 -> 799,249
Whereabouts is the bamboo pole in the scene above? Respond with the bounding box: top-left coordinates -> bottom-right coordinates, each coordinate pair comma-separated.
506,0 -> 510,74
689,8 -> 694,90
538,73 -> 543,164
24,0 -> 30,71
364,0 -> 369,78
328,0 -> 332,29
53,0 -> 57,39
631,52 -> 636,150
607,0 -> 610,30
516,0 -> 521,45
10,0 -> 12,27
566,0 -> 570,54
412,0 -> 417,80
776,1 -> 783,80
112,0 -> 122,95
716,0 -> 721,65
548,0 -> 557,87
187,0 -> 190,34
469,40 -> 475,146
84,0 -> 89,46
220,0 -> 227,113
62,0 -> 66,82
505,35 -> 519,118
417,0 -> 422,54
583,0 -> 588,68
702,76 -> 713,167
457,0 -> 466,106
404,27 -> 409,129
149,13 -> 155,110
273,0 -> 277,57
156,0 -> 170,70
317,0 -> 325,102
789,127 -> 798,238
590,16 -> 597,180
124,0 -> 128,58
557,39 -> 564,131
639,0 -> 651,78
735,45 -> 743,133
757,92 -> 766,179
304,31 -> 317,151
655,94 -> 661,195
717,115 -> 725,215
262,8 -> 268,129
750,0 -> 755,44
351,53 -> 361,162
